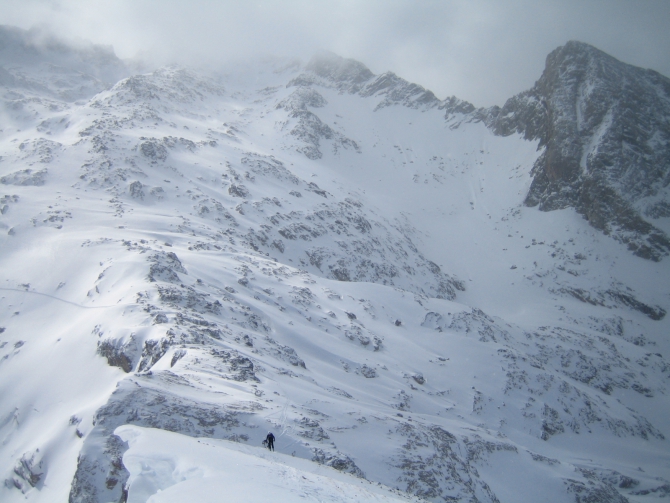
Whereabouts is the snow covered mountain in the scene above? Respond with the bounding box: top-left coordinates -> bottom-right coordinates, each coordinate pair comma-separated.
488,41 -> 670,261
1,26 -> 669,503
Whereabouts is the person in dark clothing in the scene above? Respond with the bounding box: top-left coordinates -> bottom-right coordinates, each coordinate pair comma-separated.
265,432 -> 275,451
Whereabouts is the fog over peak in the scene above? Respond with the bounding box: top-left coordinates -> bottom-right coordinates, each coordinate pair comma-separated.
1,0 -> 669,106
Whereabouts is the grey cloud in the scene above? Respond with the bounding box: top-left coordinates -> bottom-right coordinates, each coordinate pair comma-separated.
1,0 -> 669,106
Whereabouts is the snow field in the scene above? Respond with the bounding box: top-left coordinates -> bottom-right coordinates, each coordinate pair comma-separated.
0,47 -> 668,502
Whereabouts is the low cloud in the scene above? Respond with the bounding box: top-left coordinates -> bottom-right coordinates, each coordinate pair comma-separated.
2,0 -> 669,106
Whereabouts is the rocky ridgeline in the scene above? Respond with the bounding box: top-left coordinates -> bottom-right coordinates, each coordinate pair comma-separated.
3,27 -> 669,265
277,51 -> 446,161
299,50 -> 440,110
276,86 -> 361,159
291,45 -> 670,262
487,41 -> 670,261
70,236 -> 667,502
67,60 -> 466,301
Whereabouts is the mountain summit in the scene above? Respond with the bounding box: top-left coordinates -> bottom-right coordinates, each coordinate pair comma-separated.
489,40 -> 670,260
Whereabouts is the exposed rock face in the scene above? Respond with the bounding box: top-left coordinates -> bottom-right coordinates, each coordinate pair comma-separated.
302,50 -> 375,93
296,52 -> 477,125
489,41 -> 670,261
293,45 -> 670,262
294,50 -> 440,110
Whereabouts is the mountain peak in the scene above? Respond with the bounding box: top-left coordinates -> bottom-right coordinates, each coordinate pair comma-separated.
551,39 -> 604,58
306,50 -> 374,86
487,40 -> 670,261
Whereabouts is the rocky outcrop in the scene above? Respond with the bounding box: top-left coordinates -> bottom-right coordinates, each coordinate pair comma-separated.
489,41 -> 670,260
292,51 -> 441,111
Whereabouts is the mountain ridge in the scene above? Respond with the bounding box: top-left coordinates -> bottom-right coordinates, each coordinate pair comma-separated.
487,40 -> 670,260
285,43 -> 670,263
0,26 -> 669,503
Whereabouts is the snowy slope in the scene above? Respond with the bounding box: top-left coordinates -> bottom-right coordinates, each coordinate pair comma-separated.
116,425 -> 422,503
1,27 -> 669,503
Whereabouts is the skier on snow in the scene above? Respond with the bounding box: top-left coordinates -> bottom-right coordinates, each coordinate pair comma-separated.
265,432 -> 275,451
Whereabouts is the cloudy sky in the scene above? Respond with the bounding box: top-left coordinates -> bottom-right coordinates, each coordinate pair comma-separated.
1,0 -> 669,106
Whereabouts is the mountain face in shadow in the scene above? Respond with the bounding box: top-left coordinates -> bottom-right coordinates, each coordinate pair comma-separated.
489,41 -> 670,261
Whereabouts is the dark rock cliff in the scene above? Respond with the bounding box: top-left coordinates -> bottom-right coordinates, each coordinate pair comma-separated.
489,41 -> 670,260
